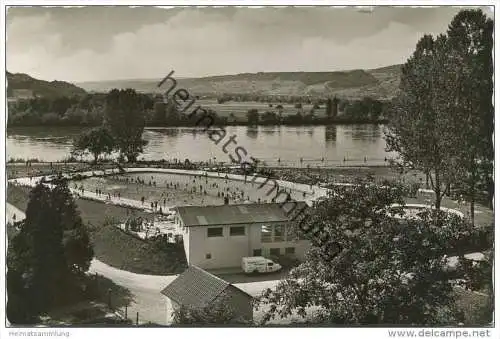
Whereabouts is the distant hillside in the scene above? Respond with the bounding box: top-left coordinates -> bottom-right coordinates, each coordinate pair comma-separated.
6,71 -> 87,98
76,64 -> 403,100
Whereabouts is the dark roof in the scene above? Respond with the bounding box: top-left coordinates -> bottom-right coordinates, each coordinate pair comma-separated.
160,266 -> 251,308
175,202 -> 308,227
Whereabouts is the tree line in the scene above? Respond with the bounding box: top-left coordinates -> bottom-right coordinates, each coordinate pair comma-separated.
8,89 -> 388,127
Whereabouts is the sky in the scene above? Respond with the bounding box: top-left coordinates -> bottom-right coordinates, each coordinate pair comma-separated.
6,6 -> 494,83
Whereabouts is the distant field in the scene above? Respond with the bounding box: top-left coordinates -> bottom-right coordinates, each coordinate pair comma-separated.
194,99 -> 323,119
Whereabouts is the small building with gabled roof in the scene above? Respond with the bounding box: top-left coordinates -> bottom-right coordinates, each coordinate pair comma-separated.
160,265 -> 253,323
174,202 -> 310,270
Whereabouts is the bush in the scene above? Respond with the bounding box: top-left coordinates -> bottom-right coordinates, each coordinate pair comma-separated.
273,255 -> 300,269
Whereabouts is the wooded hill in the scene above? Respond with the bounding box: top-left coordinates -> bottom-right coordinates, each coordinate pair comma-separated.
7,71 -> 87,98
77,64 -> 403,100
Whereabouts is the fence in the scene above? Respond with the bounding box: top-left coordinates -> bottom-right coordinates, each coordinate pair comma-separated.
92,272 -> 144,326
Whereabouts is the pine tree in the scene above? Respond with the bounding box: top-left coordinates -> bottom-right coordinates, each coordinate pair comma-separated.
7,179 -> 94,323
325,98 -> 333,119
445,9 -> 494,222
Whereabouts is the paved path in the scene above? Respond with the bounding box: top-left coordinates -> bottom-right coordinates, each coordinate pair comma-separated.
6,203 -> 279,325
7,168 -> 477,325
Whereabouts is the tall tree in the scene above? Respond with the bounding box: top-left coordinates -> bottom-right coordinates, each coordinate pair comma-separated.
259,182 -> 476,325
445,9 -> 494,223
331,96 -> 339,117
7,180 -> 94,323
72,126 -> 115,163
104,88 -> 148,163
165,99 -> 180,125
153,101 -> 167,125
325,98 -> 333,118
246,109 -> 259,125
385,34 -> 459,210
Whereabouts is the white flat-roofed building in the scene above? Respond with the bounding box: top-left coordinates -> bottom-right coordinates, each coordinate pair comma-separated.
175,202 -> 310,270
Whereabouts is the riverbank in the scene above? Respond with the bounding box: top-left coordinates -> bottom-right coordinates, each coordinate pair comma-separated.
6,161 -> 396,181
7,118 -> 389,129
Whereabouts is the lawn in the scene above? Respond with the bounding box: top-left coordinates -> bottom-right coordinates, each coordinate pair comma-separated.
7,184 -> 187,275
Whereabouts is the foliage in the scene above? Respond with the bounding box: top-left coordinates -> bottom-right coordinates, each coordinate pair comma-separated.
345,97 -> 383,119
259,182 -> 479,325
7,179 -> 94,324
246,109 -> 259,125
172,292 -> 252,326
385,9 -> 493,215
261,111 -> 279,125
153,101 -> 167,125
72,126 -> 115,163
8,90 -> 388,128
444,10 -> 494,218
325,98 -> 333,118
104,88 -> 148,163
385,34 -> 459,211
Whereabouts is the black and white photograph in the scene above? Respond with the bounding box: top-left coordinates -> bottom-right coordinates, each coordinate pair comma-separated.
1,2 -> 497,337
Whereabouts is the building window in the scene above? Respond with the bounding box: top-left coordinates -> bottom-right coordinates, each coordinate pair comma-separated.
285,247 -> 295,255
230,226 -> 245,236
207,227 -> 223,237
261,225 -> 272,242
206,253 -> 211,259
253,249 -> 262,256
270,248 -> 281,256
274,225 -> 284,242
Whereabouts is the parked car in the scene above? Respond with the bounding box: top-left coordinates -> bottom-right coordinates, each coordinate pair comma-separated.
241,256 -> 282,274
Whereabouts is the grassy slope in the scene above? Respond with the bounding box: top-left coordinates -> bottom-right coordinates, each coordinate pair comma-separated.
7,184 -> 187,275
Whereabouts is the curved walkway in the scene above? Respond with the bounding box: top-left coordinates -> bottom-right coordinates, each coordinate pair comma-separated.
7,167 -> 474,325
8,167 -> 330,213
6,203 -> 279,325
6,166 -> 446,215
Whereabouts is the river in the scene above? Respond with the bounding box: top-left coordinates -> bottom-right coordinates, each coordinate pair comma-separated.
6,125 -> 396,167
